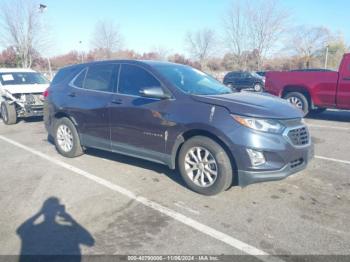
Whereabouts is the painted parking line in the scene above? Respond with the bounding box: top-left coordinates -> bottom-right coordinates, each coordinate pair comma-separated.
307,124 -> 350,131
0,135 -> 282,262
315,155 -> 350,165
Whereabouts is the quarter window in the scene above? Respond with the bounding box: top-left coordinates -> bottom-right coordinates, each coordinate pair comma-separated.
118,64 -> 161,96
72,69 -> 87,88
84,64 -> 115,92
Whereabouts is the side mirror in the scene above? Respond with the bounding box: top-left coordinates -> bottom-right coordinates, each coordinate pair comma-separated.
139,87 -> 171,100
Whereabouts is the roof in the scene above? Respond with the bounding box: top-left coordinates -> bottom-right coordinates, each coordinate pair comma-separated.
58,59 -> 185,71
0,68 -> 36,73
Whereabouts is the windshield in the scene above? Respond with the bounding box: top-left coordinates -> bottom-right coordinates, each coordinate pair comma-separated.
155,64 -> 232,95
252,72 -> 263,78
0,72 -> 49,86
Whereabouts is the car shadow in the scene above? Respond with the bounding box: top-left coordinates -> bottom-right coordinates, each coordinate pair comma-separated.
19,116 -> 44,123
17,197 -> 94,262
306,110 -> 350,122
85,148 -> 188,189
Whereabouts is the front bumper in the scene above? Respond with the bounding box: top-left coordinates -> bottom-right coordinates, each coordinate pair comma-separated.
238,144 -> 314,186
225,122 -> 314,187
18,105 -> 44,118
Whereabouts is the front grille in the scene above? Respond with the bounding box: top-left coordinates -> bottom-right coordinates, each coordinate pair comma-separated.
287,126 -> 309,146
290,158 -> 304,169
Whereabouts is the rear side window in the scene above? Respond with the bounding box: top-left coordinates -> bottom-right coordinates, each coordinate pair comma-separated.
118,64 -> 161,96
51,66 -> 81,86
84,64 -> 116,92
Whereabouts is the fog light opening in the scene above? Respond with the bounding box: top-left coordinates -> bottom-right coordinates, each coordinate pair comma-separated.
247,149 -> 266,166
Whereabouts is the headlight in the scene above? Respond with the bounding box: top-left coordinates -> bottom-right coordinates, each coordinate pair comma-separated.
232,115 -> 285,134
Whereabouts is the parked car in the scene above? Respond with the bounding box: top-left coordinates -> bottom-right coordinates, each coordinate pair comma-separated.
265,53 -> 350,115
223,71 -> 265,92
0,68 -> 49,125
256,71 -> 266,77
44,61 -> 313,195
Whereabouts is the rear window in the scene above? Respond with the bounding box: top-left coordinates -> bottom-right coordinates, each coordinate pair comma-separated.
0,72 -> 49,85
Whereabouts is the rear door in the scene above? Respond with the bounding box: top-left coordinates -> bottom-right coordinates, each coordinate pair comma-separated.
337,55 -> 350,109
67,63 -> 117,150
110,64 -> 171,160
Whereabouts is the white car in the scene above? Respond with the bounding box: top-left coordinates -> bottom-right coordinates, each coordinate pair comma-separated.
0,68 -> 49,125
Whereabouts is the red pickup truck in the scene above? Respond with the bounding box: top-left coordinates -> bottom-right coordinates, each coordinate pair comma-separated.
265,53 -> 350,115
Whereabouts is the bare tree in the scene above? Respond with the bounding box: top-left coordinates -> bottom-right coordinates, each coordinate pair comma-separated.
247,0 -> 289,69
223,0 -> 289,70
289,26 -> 330,68
185,28 -> 216,68
91,20 -> 122,59
0,0 -> 47,68
223,0 -> 249,69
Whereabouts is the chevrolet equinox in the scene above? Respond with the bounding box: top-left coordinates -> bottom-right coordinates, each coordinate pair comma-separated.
44,60 -> 313,195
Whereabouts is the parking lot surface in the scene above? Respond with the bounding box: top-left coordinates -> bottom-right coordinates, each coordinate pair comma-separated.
0,110 -> 349,260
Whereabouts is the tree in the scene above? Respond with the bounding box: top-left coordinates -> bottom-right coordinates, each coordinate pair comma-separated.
223,0 -> 249,69
0,46 -> 18,67
91,20 -> 122,59
223,0 -> 289,70
185,28 -> 216,68
0,0 -> 47,68
246,0 -> 289,69
317,35 -> 347,70
288,26 -> 331,68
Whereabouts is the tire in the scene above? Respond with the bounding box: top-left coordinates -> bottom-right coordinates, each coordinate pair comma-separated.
178,136 -> 233,196
309,108 -> 326,114
1,101 -> 17,125
53,117 -> 84,158
253,83 -> 263,92
284,92 -> 309,116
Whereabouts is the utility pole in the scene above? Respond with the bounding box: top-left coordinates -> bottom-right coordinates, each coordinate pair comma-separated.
79,41 -> 84,63
39,4 -> 52,80
324,45 -> 329,69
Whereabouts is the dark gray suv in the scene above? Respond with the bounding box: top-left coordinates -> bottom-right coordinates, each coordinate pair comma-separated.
44,60 -> 313,195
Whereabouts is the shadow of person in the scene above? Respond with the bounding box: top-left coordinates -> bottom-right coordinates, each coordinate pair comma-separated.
17,197 -> 95,262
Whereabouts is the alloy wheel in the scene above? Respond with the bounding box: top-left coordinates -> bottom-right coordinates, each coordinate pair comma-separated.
288,96 -> 303,109
56,124 -> 74,152
184,147 -> 218,187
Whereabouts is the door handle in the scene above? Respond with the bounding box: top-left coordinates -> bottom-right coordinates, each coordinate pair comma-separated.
111,98 -> 123,105
68,92 -> 76,97
343,77 -> 350,81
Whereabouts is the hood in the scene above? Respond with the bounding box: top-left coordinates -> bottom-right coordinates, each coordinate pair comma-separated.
191,92 -> 303,119
1,84 -> 49,94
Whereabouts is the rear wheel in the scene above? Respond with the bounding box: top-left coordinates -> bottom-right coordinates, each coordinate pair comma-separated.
284,92 -> 309,115
178,136 -> 233,195
1,101 -> 17,125
227,83 -> 240,92
54,117 -> 84,158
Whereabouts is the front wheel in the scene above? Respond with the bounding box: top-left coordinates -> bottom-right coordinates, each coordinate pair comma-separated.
178,136 -> 233,195
284,92 -> 309,116
1,101 -> 17,125
54,117 -> 84,158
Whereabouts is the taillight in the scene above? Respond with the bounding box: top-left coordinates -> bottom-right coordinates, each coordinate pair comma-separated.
43,88 -> 49,98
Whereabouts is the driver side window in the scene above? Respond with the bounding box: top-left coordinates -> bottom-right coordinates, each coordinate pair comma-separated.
118,64 -> 162,96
